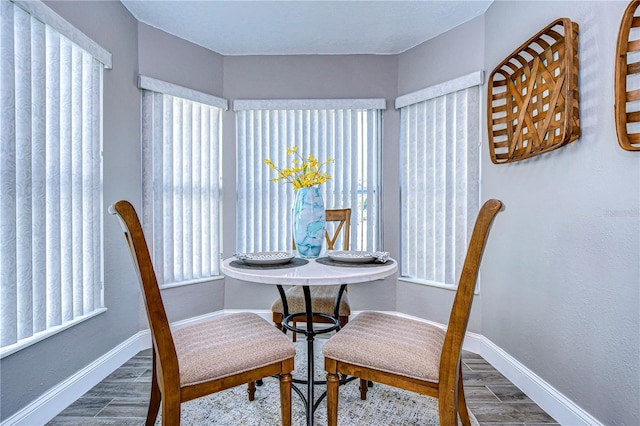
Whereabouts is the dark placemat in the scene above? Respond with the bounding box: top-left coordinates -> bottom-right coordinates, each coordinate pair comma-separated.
315,257 -> 395,268
229,258 -> 309,270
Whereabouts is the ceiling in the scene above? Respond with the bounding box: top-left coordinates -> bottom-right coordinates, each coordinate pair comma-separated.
120,1 -> 493,56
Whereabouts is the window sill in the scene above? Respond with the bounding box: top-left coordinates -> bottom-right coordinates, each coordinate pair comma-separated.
397,277 -> 480,295
398,277 -> 457,291
0,308 -> 108,359
159,275 -> 224,290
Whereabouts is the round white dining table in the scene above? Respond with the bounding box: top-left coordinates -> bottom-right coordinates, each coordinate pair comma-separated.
222,255 -> 397,286
221,255 -> 397,426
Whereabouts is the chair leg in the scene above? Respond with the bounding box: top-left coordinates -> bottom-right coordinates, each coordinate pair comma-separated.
327,372 -> 340,426
438,384 -> 459,426
160,392 -> 181,426
279,372 -> 292,426
338,315 -> 349,329
247,381 -> 256,401
146,351 -> 161,426
359,378 -> 368,400
438,401 -> 458,426
274,311 -> 296,341
273,312 -> 283,332
457,364 -> 471,426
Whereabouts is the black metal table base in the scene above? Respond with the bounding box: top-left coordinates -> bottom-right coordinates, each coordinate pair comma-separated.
277,284 -> 348,426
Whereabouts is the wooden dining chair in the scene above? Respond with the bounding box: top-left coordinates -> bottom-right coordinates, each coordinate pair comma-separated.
323,199 -> 504,426
271,208 -> 352,341
109,200 -> 296,426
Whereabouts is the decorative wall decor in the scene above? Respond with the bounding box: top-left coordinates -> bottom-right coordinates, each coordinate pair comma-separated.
487,18 -> 580,164
615,0 -> 640,151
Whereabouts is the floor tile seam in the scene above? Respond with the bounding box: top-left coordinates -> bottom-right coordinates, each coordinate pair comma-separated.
94,415 -> 148,419
463,385 -> 502,403
467,369 -> 500,373
476,423 -> 526,425
50,417 -> 145,422
106,397 -> 151,402
93,397 -> 118,417
493,398 -> 536,404
477,423 -> 526,426
484,384 -> 504,402
469,401 -> 549,406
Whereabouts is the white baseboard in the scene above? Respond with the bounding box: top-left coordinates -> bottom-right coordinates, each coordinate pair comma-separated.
2,309 -> 601,426
387,310 -> 602,426
467,333 -> 602,426
2,331 -> 150,426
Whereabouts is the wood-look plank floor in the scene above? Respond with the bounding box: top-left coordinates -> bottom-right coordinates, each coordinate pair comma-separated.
48,349 -> 558,426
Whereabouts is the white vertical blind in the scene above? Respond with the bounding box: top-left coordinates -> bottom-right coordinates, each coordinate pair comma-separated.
399,77 -> 481,286
141,86 -> 224,286
0,0 -> 106,352
235,101 -> 384,253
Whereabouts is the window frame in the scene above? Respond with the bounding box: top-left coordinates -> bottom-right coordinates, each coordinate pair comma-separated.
234,99 -> 385,254
397,71 -> 483,290
0,0 -> 111,357
139,76 -> 227,288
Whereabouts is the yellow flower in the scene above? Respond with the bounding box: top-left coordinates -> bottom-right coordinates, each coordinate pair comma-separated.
264,146 -> 333,189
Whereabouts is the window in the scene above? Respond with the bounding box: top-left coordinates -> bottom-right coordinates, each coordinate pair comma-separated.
397,72 -> 482,287
235,99 -> 385,253
140,76 -> 226,287
0,0 -> 111,355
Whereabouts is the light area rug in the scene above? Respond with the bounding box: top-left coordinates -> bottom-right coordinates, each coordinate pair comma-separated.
158,339 -> 479,425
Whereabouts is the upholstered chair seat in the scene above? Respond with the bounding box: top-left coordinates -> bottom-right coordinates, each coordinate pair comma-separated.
322,311 -> 444,383
173,313 -> 296,387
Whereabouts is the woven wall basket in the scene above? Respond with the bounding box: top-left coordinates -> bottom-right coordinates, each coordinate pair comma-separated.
615,0 -> 640,151
487,18 -> 580,164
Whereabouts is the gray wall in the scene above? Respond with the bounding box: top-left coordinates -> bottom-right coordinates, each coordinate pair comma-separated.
1,0 -> 142,420
481,2 -> 639,424
137,22 -> 224,98
221,55 -> 400,312
398,2 -> 639,424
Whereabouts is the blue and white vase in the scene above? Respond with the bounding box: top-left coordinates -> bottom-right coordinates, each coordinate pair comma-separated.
293,187 -> 326,258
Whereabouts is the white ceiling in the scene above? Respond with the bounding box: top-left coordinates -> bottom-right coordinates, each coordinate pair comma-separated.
120,1 -> 493,56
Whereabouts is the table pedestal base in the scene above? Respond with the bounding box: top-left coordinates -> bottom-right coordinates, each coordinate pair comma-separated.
279,284 -> 348,426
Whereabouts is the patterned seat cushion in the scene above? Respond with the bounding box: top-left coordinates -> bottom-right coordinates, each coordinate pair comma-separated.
172,312 -> 296,387
271,285 -> 351,316
322,311 -> 445,382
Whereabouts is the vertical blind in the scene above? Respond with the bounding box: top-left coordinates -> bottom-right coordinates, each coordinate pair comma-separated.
0,0 -> 110,352
234,100 -> 384,254
397,72 -> 482,286
140,78 -> 226,286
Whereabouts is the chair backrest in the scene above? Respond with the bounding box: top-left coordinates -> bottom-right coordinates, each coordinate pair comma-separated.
109,200 -> 179,376
439,199 -> 503,394
325,208 -> 351,250
292,208 -> 351,251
